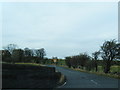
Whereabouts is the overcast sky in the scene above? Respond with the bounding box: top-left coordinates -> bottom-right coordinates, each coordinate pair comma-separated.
1,2 -> 118,58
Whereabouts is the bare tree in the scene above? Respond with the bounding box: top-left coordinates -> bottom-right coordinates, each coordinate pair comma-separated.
24,48 -> 31,57
65,56 -> 72,68
92,51 -> 100,72
100,39 -> 117,73
115,43 -> 120,60
78,53 -> 90,69
11,49 -> 24,63
3,44 -> 18,54
2,50 -> 11,62
35,48 -> 46,63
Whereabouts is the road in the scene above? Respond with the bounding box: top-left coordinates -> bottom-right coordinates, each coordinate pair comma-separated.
49,65 -> 119,88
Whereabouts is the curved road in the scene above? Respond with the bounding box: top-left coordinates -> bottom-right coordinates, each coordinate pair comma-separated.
49,65 -> 119,88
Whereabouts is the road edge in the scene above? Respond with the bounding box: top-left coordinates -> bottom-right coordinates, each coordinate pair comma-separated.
56,73 -> 67,88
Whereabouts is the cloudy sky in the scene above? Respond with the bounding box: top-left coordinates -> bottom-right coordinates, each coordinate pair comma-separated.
1,2 -> 118,58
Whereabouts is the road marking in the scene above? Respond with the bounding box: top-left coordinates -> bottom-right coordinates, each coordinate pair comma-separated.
91,80 -> 98,85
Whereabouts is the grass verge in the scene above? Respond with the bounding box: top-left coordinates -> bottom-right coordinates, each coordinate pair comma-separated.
57,65 -> 120,79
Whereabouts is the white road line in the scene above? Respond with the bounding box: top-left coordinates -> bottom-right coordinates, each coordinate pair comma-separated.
91,80 -> 98,85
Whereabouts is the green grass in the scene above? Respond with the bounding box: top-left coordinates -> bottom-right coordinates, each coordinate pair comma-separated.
57,60 -> 66,66
111,65 -> 120,72
96,65 -> 120,74
15,62 -> 44,66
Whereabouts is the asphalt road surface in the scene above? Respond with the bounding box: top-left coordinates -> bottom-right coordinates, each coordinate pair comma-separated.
49,65 -> 119,88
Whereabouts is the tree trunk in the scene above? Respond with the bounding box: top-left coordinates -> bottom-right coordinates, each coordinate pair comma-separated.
104,63 -> 111,73
81,66 -> 83,69
95,63 -> 98,72
95,65 -> 98,72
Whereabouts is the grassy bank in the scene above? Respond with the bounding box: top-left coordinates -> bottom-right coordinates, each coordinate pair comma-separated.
2,63 -> 63,89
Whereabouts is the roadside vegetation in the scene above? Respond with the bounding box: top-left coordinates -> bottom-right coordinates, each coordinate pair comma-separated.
1,39 -> 120,88
1,44 -> 66,88
56,39 -> 120,79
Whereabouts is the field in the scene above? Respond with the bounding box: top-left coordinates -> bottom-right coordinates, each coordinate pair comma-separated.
97,65 -> 120,73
